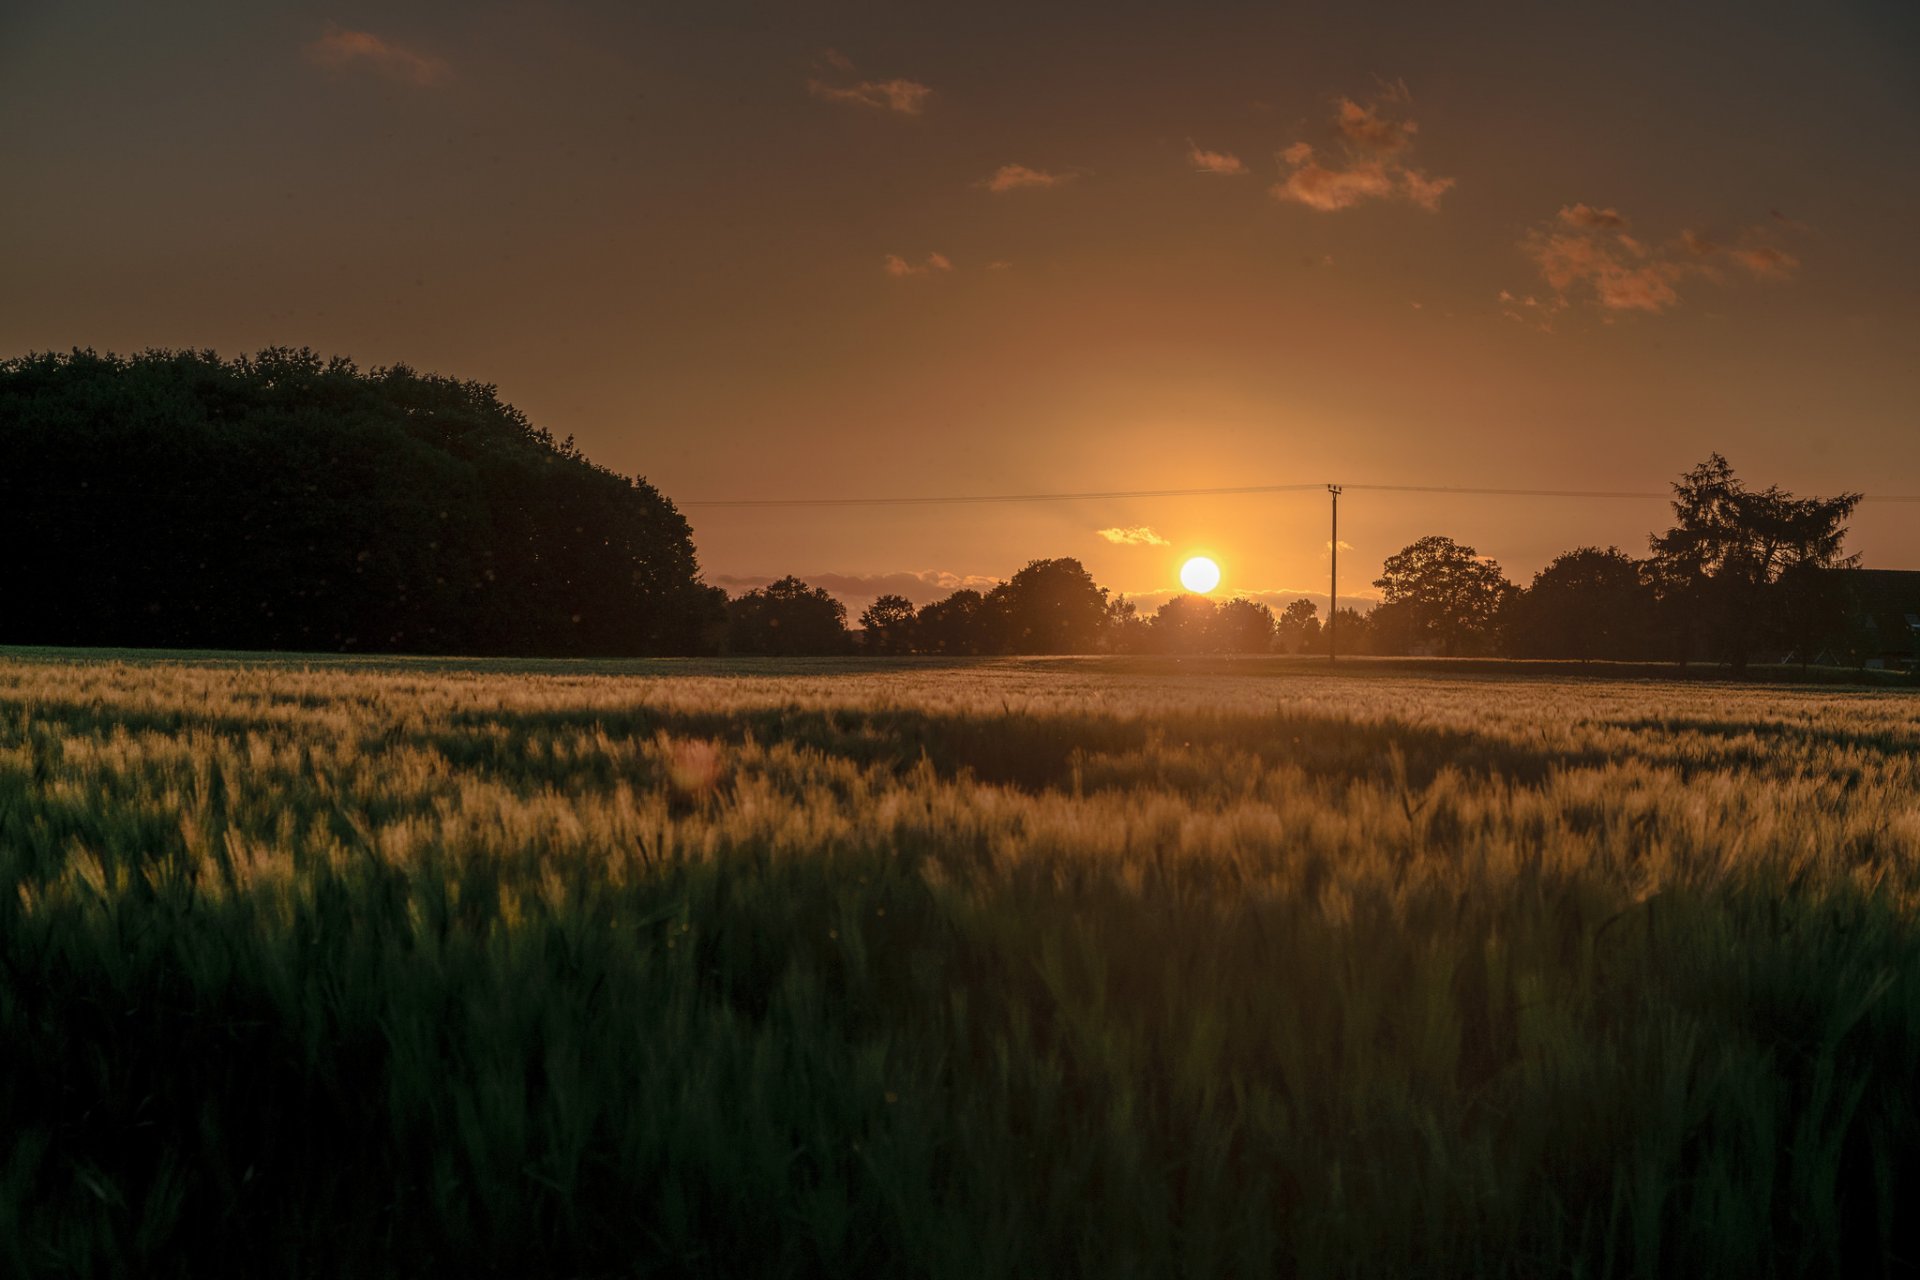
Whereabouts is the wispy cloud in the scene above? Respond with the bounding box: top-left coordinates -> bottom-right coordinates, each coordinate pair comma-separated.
305,26 -> 450,86
1187,144 -> 1247,176
1271,87 -> 1452,212
1513,204 -> 1804,322
883,252 -> 953,278
979,163 -> 1078,193
806,63 -> 931,116
1097,526 -> 1172,546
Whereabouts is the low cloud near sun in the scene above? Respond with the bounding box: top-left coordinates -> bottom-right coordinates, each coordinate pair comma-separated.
1097,526 -> 1172,547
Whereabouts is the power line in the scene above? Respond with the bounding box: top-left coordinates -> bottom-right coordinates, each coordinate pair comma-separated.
680,482 -> 1327,508
681,480 -> 1920,509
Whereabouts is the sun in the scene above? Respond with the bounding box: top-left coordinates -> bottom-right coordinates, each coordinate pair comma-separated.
1179,556 -> 1221,594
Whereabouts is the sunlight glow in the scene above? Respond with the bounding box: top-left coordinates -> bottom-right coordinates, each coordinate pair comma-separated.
1179,556 -> 1221,594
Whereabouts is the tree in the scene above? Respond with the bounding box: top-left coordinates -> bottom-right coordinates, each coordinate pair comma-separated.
1212,598 -> 1277,654
859,594 -> 917,654
1275,599 -> 1321,654
0,347 -> 724,655
725,576 -> 851,656
1647,454 -> 1862,672
915,589 -> 995,655
1501,547 -> 1655,660
1311,607 -> 1374,655
1150,595 -> 1216,653
1371,536 -> 1512,656
1104,595 -> 1151,654
992,558 -> 1109,654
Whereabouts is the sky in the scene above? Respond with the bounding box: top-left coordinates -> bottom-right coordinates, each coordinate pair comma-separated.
5,0 -> 1918,617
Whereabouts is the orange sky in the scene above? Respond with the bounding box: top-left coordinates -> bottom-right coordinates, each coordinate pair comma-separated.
5,2 -> 1917,616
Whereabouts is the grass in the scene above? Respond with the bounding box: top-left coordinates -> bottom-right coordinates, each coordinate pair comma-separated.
3,651 -> 1919,1276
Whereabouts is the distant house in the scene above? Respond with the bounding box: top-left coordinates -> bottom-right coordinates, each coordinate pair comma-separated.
1846,569 -> 1920,671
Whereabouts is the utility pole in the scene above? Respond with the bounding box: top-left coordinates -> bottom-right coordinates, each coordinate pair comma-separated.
1328,484 -> 1341,665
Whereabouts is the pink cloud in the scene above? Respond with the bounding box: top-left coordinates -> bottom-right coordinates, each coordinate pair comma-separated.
1271,88 -> 1452,213
1558,203 -> 1629,230
1334,98 -> 1417,155
883,252 -> 953,278
1273,158 -> 1395,211
1187,144 -> 1248,176
980,163 -> 1077,192
305,26 -> 450,86
807,77 -> 931,115
1514,205 -> 1804,320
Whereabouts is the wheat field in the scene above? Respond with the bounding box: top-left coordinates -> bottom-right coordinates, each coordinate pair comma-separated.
4,652 -> 1918,1276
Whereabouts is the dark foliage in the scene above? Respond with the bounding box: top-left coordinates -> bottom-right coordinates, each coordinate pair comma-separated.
1502,547 -> 1660,661
1647,453 -> 1862,672
0,348 -> 724,655
726,576 -> 852,655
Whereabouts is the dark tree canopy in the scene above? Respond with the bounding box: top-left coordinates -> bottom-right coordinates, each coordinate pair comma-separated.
1502,547 -> 1657,661
1275,598 -> 1321,654
1648,454 -> 1862,671
989,558 -> 1109,654
1149,595 -> 1217,654
914,589 -> 999,655
1211,598 -> 1277,654
858,594 -> 917,654
725,577 -> 851,656
0,348 -> 724,655
1370,535 -> 1512,657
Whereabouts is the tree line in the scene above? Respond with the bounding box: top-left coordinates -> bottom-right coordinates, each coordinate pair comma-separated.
0,358 -> 1879,669
0,349 -> 725,655
731,457 -> 1879,670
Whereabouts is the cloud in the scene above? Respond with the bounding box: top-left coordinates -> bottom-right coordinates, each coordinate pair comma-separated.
980,163 -> 1076,192
883,252 -> 952,278
1187,144 -> 1248,176
1726,242 -> 1800,280
305,26 -> 450,86
1559,203 -> 1629,231
1514,205 -> 1804,320
1334,98 -> 1417,156
1271,88 -> 1453,213
821,48 -> 856,73
1524,227 -> 1686,312
1097,526 -> 1172,546
808,77 -> 931,115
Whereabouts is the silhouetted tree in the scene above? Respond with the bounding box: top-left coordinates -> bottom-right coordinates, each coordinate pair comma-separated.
1275,599 -> 1321,654
1312,606 -> 1374,655
1149,596 -> 1216,654
1648,454 -> 1861,673
1104,595 -> 1151,654
1212,598 -> 1277,654
1502,547 -> 1656,660
725,577 -> 851,655
858,594 -> 917,654
914,589 -> 995,655
0,348 -> 723,655
991,558 -> 1109,654
1371,535 -> 1512,656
